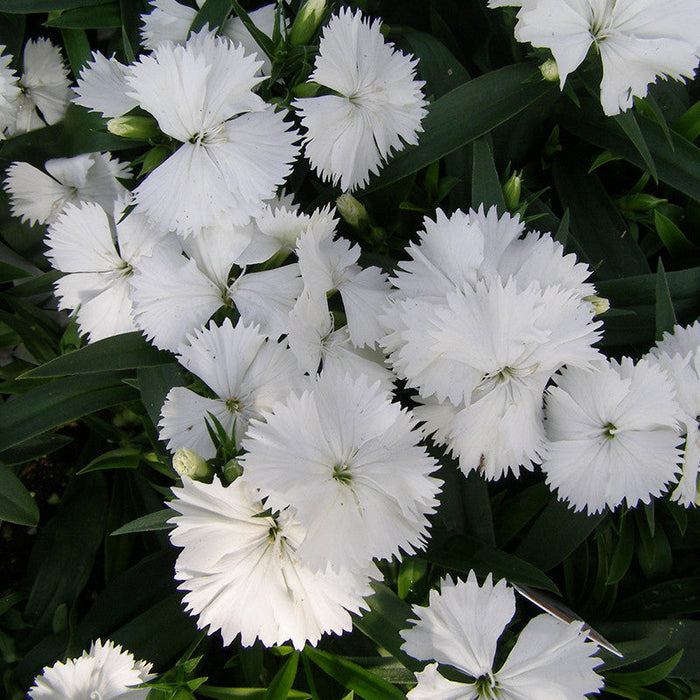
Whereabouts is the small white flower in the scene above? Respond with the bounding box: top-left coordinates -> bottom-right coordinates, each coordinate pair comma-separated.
293,8 -> 427,191
126,29 -> 298,236
0,46 -> 20,136
400,572 -> 604,699
646,321 -> 700,507
168,475 -> 375,649
8,38 -> 70,135
46,198 -> 168,342
240,369 -> 441,571
159,318 -> 305,458
27,638 -> 154,700
4,152 -> 130,226
500,0 -> 700,115
542,357 -> 683,514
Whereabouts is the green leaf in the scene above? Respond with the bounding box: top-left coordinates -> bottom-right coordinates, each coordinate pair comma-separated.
25,473 -> 108,631
190,0 -> 233,34
515,498 -> 605,572
424,528 -> 560,593
0,262 -> 31,284
617,577 -> 700,619
263,652 -> 299,700
654,210 -> 696,256
137,363 -> 188,428
362,64 -> 556,193
614,110 -> 658,182
606,650 -> 683,688
494,482 -> 550,547
352,581 -> 422,673
551,152 -> 650,280
606,514 -> 635,585
60,28 -> 92,76
77,447 -> 143,475
397,557 -> 429,601
673,99 -> 700,142
23,332 -> 173,378
589,151 -> 624,173
304,647 -> 406,700
471,137 -> 505,212
0,464 -> 38,526
655,259 -> 677,341
0,372 -> 138,452
199,688 -> 311,699
44,3 -> 121,27
1,0 -> 112,10
111,508 -> 173,536
0,432 -> 72,467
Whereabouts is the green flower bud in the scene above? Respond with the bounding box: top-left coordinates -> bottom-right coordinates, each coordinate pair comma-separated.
539,58 -> 559,83
223,457 -> 244,484
172,447 -> 211,481
503,171 -> 522,212
107,115 -> 161,140
290,0 -> 326,45
336,193 -> 369,228
584,294 -> 610,316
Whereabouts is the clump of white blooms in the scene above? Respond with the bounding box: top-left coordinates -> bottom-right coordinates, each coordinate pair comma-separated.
542,357 -> 683,514
0,46 -> 20,136
45,198 -> 167,343
400,571 -> 604,698
294,7 -> 427,191
3,152 -> 130,226
167,475 -> 377,649
645,322 -> 700,507
27,639 -> 154,700
382,205 -> 602,480
489,0 -> 700,115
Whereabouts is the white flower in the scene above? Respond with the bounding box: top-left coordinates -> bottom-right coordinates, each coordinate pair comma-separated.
542,357 -> 683,514
8,38 -> 70,135
141,1 -> 278,73
502,0 -> 700,115
167,475 -> 375,649
0,46 -> 20,136
73,51 -> 139,118
293,8 -> 427,191
130,229 -> 302,352
3,152 -> 130,227
46,199 -> 168,343
159,318 -> 305,459
126,29 -> 298,236
400,572 -> 603,700
240,369 -> 441,571
27,638 -> 154,700
646,321 -> 700,507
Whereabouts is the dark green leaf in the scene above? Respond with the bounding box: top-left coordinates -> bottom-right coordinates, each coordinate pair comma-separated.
617,577 -> 700,619
0,262 -> 31,284
654,211 -> 696,256
44,3 -> 120,27
23,332 -> 173,378
655,259 -> 677,340
494,482 -> 550,547
190,0 -> 232,34
425,528 -> 560,593
471,137 -> 505,212
77,447 -> 143,475
606,514 -> 635,585
304,647 -> 406,700
0,372 -> 138,452
137,363 -> 188,428
363,64 -> 556,193
0,432 -> 72,467
1,0 -> 112,11
60,28 -> 92,77
515,498 -> 605,572
199,688 -> 311,699
673,99 -> 700,142
0,464 -> 38,526
606,650 -> 683,688
25,473 -> 108,631
614,110 -> 658,182
263,652 -> 299,700
111,508 -> 173,536
397,558 -> 429,601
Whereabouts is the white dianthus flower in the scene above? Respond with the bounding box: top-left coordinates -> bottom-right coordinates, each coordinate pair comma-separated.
240,369 -> 441,571
492,0 -> 700,115
168,475 -> 376,649
646,321 -> 700,507
400,572 -> 604,699
542,357 -> 683,514
73,51 -> 139,118
0,46 -> 19,136
46,198 -> 168,343
3,152 -> 130,226
27,639 -> 154,700
159,318 -> 306,459
125,29 -> 298,236
293,8 -> 427,191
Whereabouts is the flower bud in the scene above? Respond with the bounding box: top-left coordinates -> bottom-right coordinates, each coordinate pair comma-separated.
223,457 -> 243,484
539,58 -> 559,83
336,193 -> 369,228
503,171 -> 522,212
172,447 -> 211,480
584,294 -> 610,316
107,115 -> 161,140
290,0 -> 326,45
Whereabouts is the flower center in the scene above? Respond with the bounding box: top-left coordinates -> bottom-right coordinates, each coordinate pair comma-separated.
332,462 -> 353,484
588,0 -> 617,41
90,692 -> 102,700
475,673 -> 498,699
603,422 -> 619,438
226,397 -> 243,413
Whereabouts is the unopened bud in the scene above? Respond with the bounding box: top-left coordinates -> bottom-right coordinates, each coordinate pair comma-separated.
503,171 -> 522,212
539,58 -> 559,83
618,193 -> 667,214
223,457 -> 243,483
584,294 -> 610,316
336,193 -> 369,228
107,115 -> 161,140
172,447 -> 211,480
292,80 -> 321,98
290,0 -> 326,45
